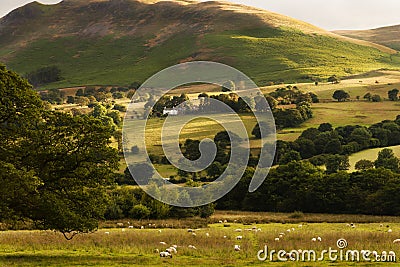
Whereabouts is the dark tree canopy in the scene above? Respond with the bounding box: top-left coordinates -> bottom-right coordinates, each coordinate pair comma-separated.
333,90 -> 350,102
0,65 -> 119,239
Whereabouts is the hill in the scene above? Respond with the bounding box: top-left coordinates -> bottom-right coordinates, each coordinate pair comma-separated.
1,0 -> 400,88
334,25 -> 400,51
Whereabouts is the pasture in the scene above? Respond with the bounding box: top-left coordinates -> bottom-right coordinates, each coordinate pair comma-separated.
1,212 -> 400,266
348,145 -> 400,172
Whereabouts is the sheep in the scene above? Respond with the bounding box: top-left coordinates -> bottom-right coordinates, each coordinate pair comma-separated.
311,238 -> 317,242
218,220 -> 223,224
121,228 -> 126,232
158,230 -> 162,233
235,229 -> 242,232
128,226 -> 134,229
206,233 -> 210,237
317,237 -> 322,242
234,245 -> 241,251
224,220 -> 228,223
192,233 -> 197,237
105,232 -> 110,235
166,247 -> 177,254
279,233 -> 285,236
388,229 -> 393,233
160,242 -> 167,245
154,249 -> 160,253
116,222 -> 124,227
286,229 -> 291,233
274,237 -> 280,242
380,224 -> 384,227
279,234 -> 284,238
291,228 -> 295,231
141,226 -> 144,229
172,245 -> 178,249
223,236 -> 227,239
160,251 -> 172,258
298,225 -> 303,228
188,245 -> 197,250
393,239 -> 400,244
236,235 -> 243,240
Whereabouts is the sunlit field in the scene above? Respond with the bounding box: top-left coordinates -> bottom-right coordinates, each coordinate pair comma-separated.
2,212 -> 400,266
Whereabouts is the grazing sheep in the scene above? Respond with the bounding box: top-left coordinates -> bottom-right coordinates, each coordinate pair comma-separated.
172,245 -> 178,249
317,237 -> 322,242
121,228 -> 126,232
236,235 -> 243,240
206,233 -> 210,237
291,228 -> 295,231
279,234 -> 284,238
160,242 -> 167,245
279,233 -> 285,236
235,229 -> 242,232
286,229 -> 291,233
105,232 -> 110,235
192,233 -> 197,237
158,230 -> 162,233
380,224 -> 384,227
298,225 -> 303,228
224,220 -> 228,223
116,223 -> 124,227
393,239 -> 400,244
141,226 -> 144,229
166,247 -> 177,254
223,236 -> 227,239
218,220 -> 223,224
188,245 -> 197,250
160,251 -> 172,258
154,249 -> 160,253
388,229 -> 393,233
274,237 -> 280,242
234,245 -> 241,251
311,238 -> 317,242
128,226 -> 134,229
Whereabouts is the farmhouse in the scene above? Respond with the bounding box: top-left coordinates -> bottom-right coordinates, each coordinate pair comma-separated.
163,108 -> 179,116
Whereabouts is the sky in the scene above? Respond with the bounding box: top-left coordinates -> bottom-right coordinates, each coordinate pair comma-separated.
1,0 -> 400,30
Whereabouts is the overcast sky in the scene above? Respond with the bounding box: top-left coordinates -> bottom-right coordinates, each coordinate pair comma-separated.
1,0 -> 400,30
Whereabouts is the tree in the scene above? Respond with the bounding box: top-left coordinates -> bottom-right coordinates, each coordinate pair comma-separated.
388,89 -> 399,101
371,94 -> 382,102
355,159 -> 374,171
206,162 -> 224,178
363,93 -> 372,101
328,75 -> 340,84
25,66 -> 62,87
0,65 -> 119,239
318,123 -> 333,132
333,90 -> 350,102
374,148 -> 400,172
325,155 -> 350,174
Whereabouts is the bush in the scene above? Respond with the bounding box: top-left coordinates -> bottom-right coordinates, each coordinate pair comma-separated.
130,204 -> 151,219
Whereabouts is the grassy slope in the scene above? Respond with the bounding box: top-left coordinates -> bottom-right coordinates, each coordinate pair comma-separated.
348,145 -> 400,172
1,0 -> 400,89
334,25 -> 400,51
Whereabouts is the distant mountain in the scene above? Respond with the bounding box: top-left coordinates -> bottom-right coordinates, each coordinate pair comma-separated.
334,25 -> 400,51
0,0 -> 399,88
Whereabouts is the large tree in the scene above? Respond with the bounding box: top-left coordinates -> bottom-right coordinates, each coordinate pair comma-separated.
0,65 -> 119,239
332,90 -> 350,102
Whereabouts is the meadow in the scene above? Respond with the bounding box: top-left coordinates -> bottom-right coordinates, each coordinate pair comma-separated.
1,212 -> 400,266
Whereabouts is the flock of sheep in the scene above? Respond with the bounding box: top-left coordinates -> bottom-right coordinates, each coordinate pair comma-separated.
105,221 -> 400,259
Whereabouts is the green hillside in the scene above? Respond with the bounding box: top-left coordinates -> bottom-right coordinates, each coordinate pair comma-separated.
1,0 -> 400,88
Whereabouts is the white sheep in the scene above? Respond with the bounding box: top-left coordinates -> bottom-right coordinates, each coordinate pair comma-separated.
275,237 -> 280,242
234,245 -> 241,251
311,238 -> 317,242
160,251 -> 172,258
105,232 -> 110,235
206,233 -> 210,237
235,229 -> 242,232
236,235 -> 243,240
317,237 -> 322,242
224,220 -> 228,223
116,222 -> 124,227
393,239 -> 400,244
166,247 -> 177,254
160,242 -> 167,245
128,226 -> 134,229
388,229 -> 393,233
188,245 -> 197,250
223,235 -> 227,239
192,233 -> 197,237
218,220 -> 223,224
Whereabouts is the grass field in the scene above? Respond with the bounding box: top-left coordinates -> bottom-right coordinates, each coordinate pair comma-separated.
1,212 -> 400,266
